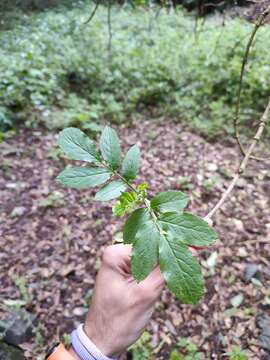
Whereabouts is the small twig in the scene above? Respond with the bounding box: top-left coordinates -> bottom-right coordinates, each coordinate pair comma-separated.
205,98 -> 270,221
203,1 -> 227,9
84,0 -> 100,24
234,4 -> 270,161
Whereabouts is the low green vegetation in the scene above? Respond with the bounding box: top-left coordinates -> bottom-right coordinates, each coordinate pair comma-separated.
129,331 -> 154,360
130,335 -> 248,359
1,2 -> 269,139
169,337 -> 204,360
226,345 -> 248,360
1,274 -> 31,309
11,274 -> 31,305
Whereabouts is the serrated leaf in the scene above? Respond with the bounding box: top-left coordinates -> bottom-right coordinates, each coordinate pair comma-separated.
159,236 -> 204,304
57,167 -> 111,188
131,221 -> 160,282
58,128 -> 100,163
159,212 -> 218,247
151,191 -> 188,213
112,191 -> 138,217
100,126 -> 121,169
95,181 -> 126,201
123,208 -> 150,244
122,145 -> 140,180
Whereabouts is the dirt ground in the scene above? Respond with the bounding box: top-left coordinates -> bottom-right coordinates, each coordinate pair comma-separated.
0,119 -> 270,359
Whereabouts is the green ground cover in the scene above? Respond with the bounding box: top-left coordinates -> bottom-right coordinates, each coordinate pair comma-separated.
1,3 -> 269,138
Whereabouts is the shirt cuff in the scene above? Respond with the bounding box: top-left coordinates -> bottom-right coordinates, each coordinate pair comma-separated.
71,324 -> 117,360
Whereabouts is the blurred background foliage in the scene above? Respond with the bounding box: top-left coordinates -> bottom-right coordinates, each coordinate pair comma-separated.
0,0 -> 269,139
0,0 -> 252,12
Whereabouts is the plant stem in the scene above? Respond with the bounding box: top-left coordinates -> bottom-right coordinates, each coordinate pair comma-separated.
109,166 -> 164,234
115,172 -> 140,195
143,198 -> 164,234
84,0 -> 100,24
205,98 -> 270,221
234,4 -> 270,161
119,175 -> 164,232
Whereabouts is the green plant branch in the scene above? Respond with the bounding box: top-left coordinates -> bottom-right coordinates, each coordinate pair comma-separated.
143,198 -> 164,234
105,163 -> 164,234
205,97 -> 270,221
234,4 -> 270,161
100,156 -> 164,235
57,127 -> 218,303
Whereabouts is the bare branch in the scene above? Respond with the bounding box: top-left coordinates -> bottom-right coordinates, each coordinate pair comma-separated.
84,0 -> 100,25
234,4 -> 270,161
205,98 -> 270,221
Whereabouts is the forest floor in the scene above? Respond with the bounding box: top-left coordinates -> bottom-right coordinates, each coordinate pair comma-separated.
0,120 -> 270,359
232,0 -> 270,21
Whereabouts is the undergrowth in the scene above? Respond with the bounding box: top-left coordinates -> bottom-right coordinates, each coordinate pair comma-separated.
0,2 -> 269,138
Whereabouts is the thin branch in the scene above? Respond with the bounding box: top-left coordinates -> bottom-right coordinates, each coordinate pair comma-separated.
84,0 -> 100,24
205,98 -> 270,221
234,4 -> 270,161
203,1 -> 226,7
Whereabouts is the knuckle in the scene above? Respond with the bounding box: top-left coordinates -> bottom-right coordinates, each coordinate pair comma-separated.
141,284 -> 163,303
102,245 -> 116,265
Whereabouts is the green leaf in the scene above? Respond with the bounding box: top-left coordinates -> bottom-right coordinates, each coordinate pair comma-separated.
58,128 -> 100,163
95,181 -> 126,201
112,191 -> 138,217
159,212 -> 218,247
131,220 -> 160,281
123,208 -> 150,244
57,167 -> 111,188
159,236 -> 204,304
151,191 -> 188,213
122,145 -> 140,180
100,126 -> 121,169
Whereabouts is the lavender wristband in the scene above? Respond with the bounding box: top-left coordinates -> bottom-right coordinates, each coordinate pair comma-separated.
71,324 -> 117,360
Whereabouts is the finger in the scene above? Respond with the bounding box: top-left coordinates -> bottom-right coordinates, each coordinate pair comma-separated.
102,244 -> 132,274
102,244 -> 132,259
138,266 -> 165,292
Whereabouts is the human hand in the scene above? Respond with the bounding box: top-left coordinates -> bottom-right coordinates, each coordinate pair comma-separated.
81,244 -> 164,357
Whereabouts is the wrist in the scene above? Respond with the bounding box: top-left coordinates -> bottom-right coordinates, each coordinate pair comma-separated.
71,324 -> 118,360
68,347 -> 81,360
84,324 -> 119,358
